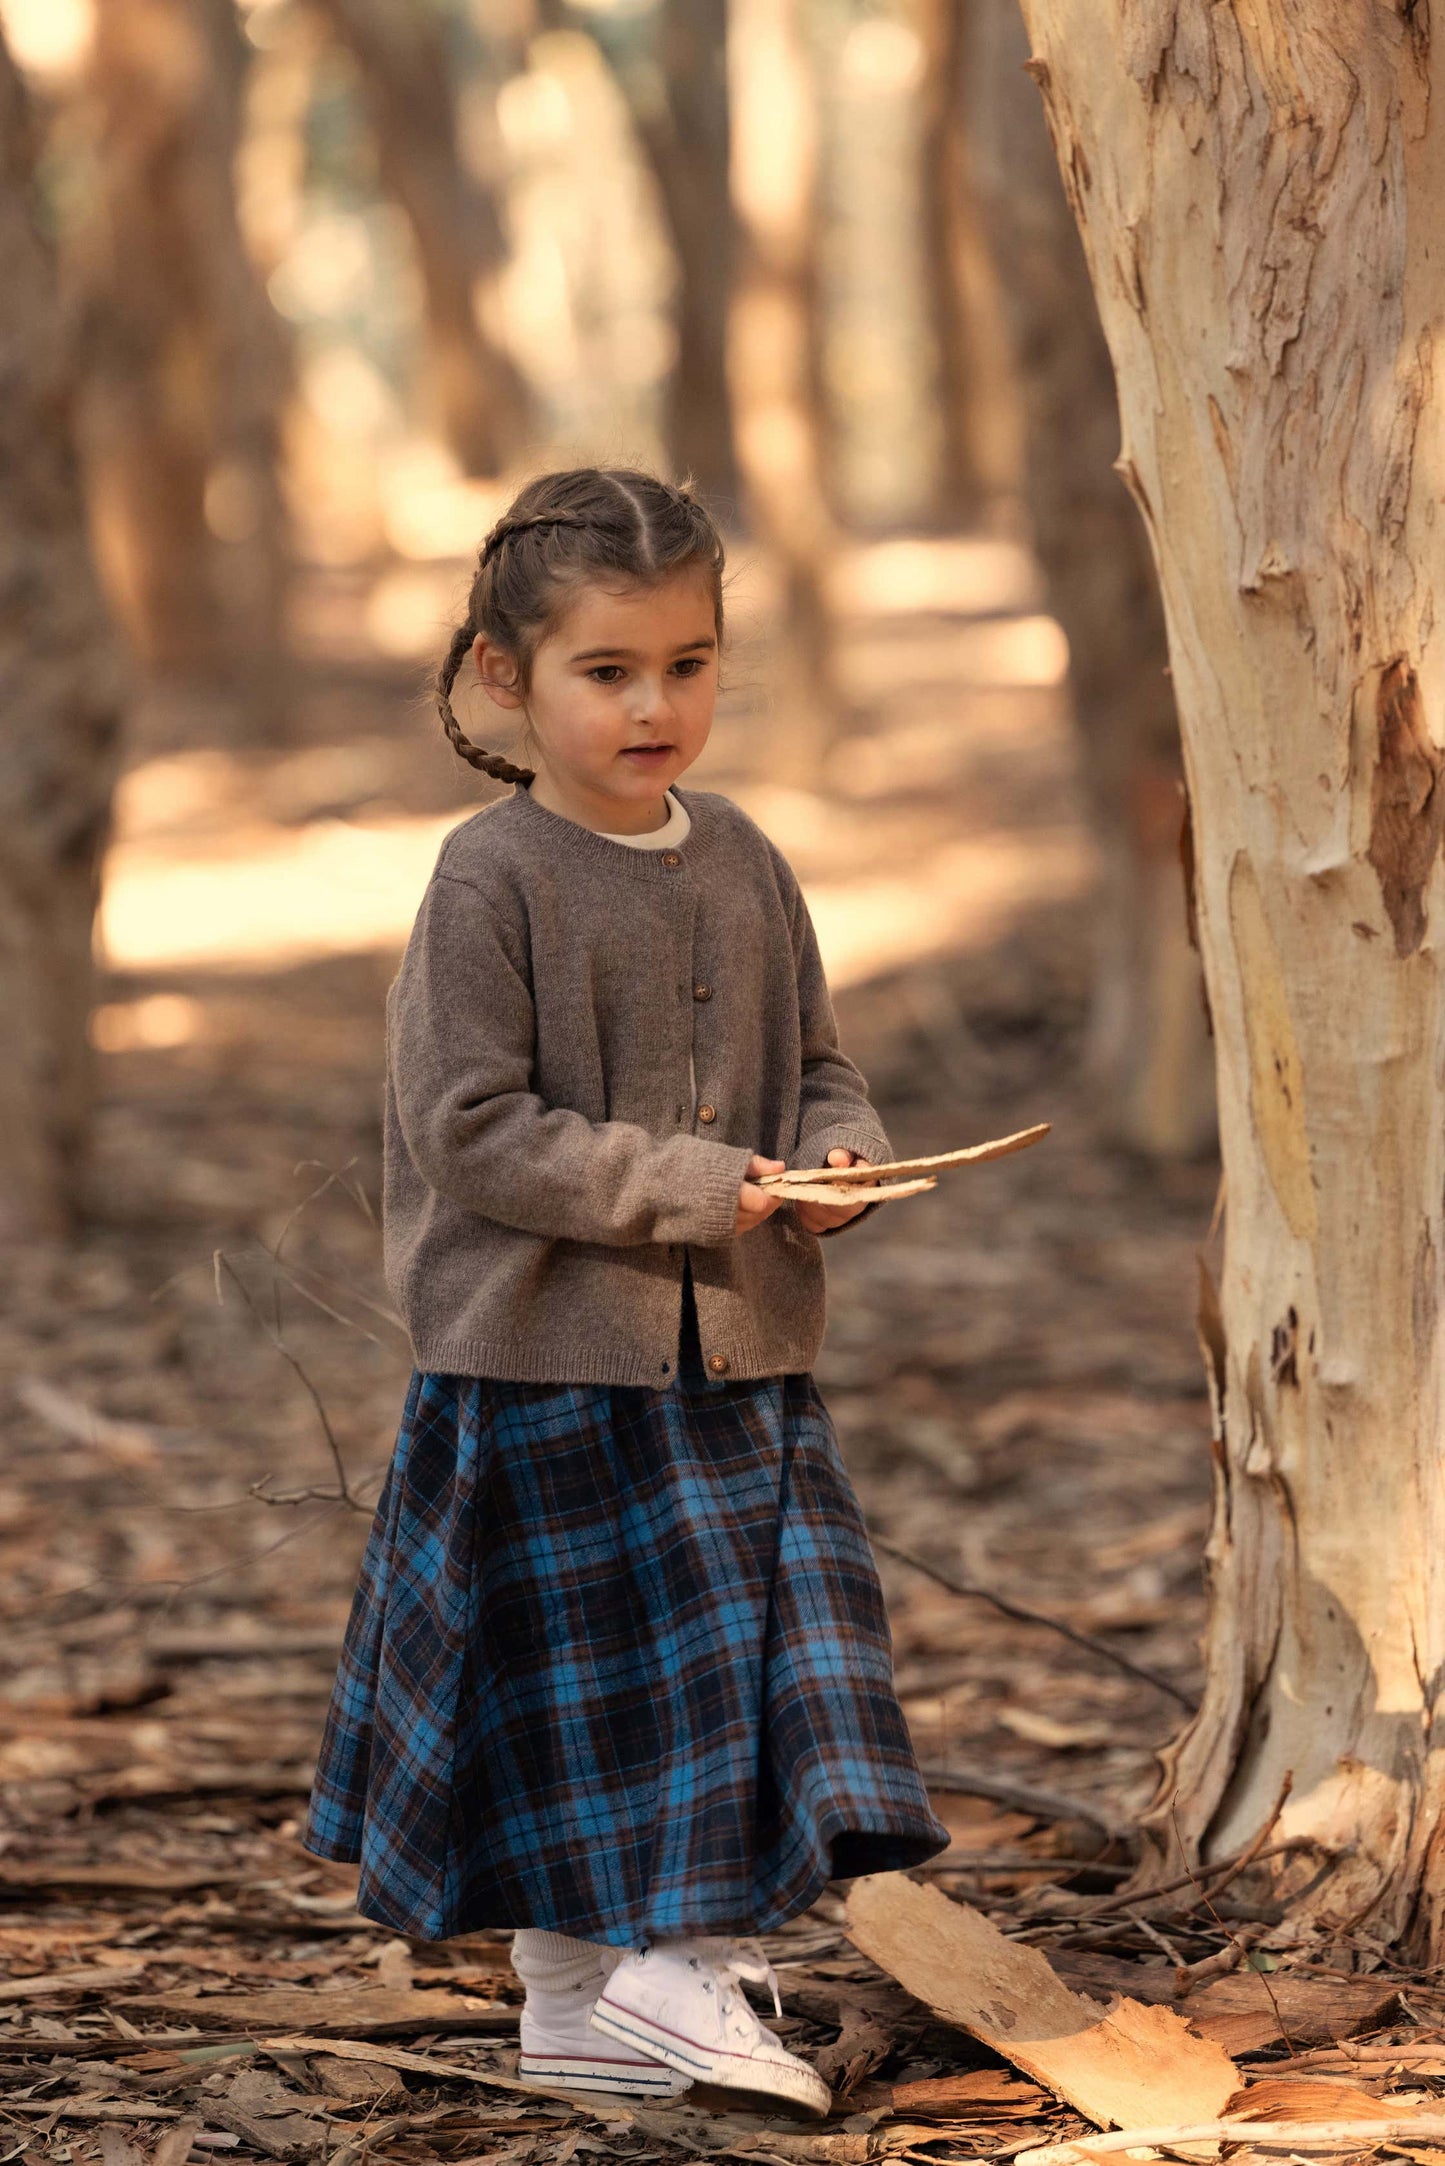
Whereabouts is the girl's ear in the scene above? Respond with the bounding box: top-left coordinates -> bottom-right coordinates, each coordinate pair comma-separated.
473,632 -> 525,710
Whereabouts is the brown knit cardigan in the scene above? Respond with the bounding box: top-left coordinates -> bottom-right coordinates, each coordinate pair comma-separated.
383,782 -> 891,1385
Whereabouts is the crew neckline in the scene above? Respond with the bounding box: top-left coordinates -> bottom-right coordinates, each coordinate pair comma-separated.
504,780 -> 713,875
597,790 -> 691,849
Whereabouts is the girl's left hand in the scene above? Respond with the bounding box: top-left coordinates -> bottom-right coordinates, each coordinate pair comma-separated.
794,1148 -> 873,1234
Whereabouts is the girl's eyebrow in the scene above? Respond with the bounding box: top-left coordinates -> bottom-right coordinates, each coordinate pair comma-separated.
569,636 -> 718,663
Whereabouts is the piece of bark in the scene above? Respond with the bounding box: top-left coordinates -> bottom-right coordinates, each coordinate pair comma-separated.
259,2035 -> 588,2110
890,2070 -> 1046,2118
204,2068 -> 326,2161
150,2123 -> 204,2166
768,1176 -> 938,1207
758,1125 -> 1052,1190
0,1864 -> 247,1894
93,2129 -> 149,2166
77,1764 -> 314,1804
1224,2078 -> 1401,2122
845,1874 -> 1238,2131
4,2101 -> 182,2121
1053,1955 -> 1398,2051
815,2003 -> 894,2093
306,2053 -> 406,2105
121,1985 -> 516,2036
0,1962 -> 148,2001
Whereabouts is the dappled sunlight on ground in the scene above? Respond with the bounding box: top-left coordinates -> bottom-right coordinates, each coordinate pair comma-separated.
102,536 -> 1084,988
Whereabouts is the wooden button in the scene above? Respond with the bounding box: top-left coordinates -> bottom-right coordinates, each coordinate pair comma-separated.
697,1103 -> 716,1123
707,1353 -> 730,1375
693,983 -> 713,1001
661,850 -> 681,866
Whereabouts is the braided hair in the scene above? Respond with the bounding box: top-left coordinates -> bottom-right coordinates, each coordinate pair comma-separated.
436,469 -> 726,785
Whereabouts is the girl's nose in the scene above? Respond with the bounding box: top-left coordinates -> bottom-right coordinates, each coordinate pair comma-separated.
630,677 -> 673,722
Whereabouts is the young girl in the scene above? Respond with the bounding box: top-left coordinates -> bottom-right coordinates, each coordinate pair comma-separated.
305,469 -> 948,2116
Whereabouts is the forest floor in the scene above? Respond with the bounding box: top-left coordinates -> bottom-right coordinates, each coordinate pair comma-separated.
3,544 -> 1438,2164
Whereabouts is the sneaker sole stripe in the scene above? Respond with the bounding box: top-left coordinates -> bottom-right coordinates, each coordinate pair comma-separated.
592,1998 -> 830,2112
519,2069 -> 683,2094
590,2003 -> 714,2076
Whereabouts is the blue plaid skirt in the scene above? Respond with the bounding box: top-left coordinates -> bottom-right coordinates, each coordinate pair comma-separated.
305,1272 -> 947,1944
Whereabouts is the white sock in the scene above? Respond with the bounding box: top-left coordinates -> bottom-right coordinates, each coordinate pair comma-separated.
511,1928 -> 615,1998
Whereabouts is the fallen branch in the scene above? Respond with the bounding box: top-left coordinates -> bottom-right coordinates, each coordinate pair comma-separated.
1172,1921 -> 1271,1995
875,1538 -> 1196,1709
1014,2116 -> 1445,2166
914,1760 -> 1130,1840
260,2036 -> 605,2115
1063,1838 -> 1312,1925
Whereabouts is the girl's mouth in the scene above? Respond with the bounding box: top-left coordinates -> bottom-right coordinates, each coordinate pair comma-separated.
621,745 -> 673,764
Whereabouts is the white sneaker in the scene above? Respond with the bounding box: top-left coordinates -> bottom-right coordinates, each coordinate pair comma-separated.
515,1941 -> 691,2098
589,1939 -> 832,2116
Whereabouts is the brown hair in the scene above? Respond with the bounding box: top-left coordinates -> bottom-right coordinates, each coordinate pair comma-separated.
436,467 -> 727,784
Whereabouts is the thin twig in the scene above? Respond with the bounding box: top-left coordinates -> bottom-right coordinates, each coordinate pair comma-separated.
1065,1836 -> 1318,1924
213,1252 -> 368,1512
1016,2115 -> 1445,2166
874,1536 -> 1197,1709
1170,1780 -> 1295,2050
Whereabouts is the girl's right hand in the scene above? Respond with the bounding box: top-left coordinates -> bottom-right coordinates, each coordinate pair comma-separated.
734,1154 -> 786,1236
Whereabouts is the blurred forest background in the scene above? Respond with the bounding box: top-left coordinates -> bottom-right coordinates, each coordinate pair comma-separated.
0,0 -> 1234,2142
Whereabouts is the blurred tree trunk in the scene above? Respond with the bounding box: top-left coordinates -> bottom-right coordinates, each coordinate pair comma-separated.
968,0 -> 1212,1158
1016,0 -> 1445,1955
727,0 -> 841,782
311,0 -> 528,478
560,0 -> 737,505
916,0 -> 1019,530
0,31 -> 125,1240
76,0 -> 291,724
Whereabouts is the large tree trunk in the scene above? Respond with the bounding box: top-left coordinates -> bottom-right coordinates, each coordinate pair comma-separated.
971,0 -> 1211,1158
916,0 -> 1018,530
561,0 -> 738,505
0,31 -> 124,1240
311,0 -> 528,478
1015,0 -> 1445,1954
76,0 -> 290,716
727,0 -> 841,782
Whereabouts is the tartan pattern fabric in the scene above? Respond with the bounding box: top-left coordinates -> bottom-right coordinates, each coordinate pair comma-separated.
304,1324 -> 948,1944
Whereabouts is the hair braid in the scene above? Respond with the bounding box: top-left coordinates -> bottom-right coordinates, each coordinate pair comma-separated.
435,617 -> 536,786
480,510 -> 584,566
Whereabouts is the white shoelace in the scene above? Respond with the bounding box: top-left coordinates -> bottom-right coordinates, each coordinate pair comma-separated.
686,1936 -> 784,2020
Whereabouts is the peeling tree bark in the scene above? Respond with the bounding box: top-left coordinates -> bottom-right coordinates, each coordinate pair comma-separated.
1013,0 -> 1445,1953
970,0 -> 1211,1159
0,31 -> 124,1239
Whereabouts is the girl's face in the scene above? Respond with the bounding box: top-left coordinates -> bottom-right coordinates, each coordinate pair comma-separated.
473,571 -> 719,831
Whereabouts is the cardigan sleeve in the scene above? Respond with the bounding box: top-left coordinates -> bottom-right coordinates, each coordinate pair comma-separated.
778,856 -> 893,1240
389,876 -> 755,1248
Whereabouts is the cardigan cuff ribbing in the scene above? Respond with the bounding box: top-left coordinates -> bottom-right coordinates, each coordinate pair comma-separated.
683,1141 -> 757,1246
789,1122 -> 891,1241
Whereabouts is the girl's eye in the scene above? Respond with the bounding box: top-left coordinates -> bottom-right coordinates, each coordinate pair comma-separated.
588,665 -> 625,685
672,657 -> 706,678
